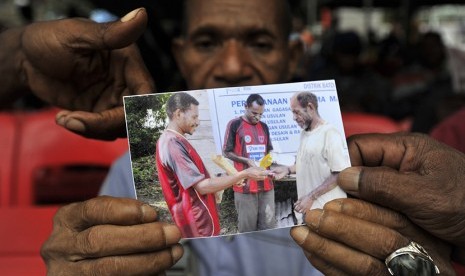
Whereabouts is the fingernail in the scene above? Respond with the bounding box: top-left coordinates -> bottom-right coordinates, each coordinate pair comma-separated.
324,199 -> 344,212
65,118 -> 86,133
338,167 -> 361,193
55,110 -> 70,126
290,226 -> 309,245
121,8 -> 143,22
305,209 -> 323,231
56,115 -> 65,126
163,225 -> 182,245
141,204 -> 157,222
171,244 -> 184,263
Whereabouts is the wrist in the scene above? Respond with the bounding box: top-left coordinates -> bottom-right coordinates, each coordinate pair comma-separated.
239,169 -> 248,179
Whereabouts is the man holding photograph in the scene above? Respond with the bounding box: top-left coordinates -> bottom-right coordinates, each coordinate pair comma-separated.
223,93 -> 276,232
6,0 -> 458,274
156,92 -> 268,238
274,92 -> 349,221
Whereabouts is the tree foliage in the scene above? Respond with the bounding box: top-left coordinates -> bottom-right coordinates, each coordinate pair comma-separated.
124,93 -> 172,158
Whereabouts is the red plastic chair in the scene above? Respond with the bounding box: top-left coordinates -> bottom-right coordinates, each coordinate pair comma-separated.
0,206 -> 58,275
0,113 -> 18,207
14,108 -> 128,206
341,112 -> 403,138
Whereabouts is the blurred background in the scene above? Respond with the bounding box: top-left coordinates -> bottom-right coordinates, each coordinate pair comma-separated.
2,0 -> 465,130
1,0 -> 464,275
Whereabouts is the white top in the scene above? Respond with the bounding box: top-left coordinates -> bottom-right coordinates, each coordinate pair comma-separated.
296,121 -> 350,209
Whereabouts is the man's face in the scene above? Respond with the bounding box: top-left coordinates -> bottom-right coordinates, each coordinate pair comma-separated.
173,0 -> 296,90
244,101 -> 264,125
177,104 -> 200,135
290,97 -> 312,130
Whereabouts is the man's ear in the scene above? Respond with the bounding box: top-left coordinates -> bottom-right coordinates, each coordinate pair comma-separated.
172,38 -> 188,78
287,39 -> 303,81
307,102 -> 316,113
173,108 -> 182,120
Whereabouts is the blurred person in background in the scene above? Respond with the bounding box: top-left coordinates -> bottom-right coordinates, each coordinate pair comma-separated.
308,31 -> 392,116
390,31 -> 455,133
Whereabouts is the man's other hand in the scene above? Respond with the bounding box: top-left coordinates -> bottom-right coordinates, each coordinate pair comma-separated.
41,196 -> 183,275
20,8 -> 155,140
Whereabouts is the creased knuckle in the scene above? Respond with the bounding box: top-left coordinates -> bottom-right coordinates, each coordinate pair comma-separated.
77,227 -> 101,257
54,202 -> 78,225
312,234 -> 329,257
83,260 -> 110,276
390,211 -> 410,230
40,239 -> 54,260
383,234 -> 405,256
359,256 -> 386,276
81,200 -> 96,223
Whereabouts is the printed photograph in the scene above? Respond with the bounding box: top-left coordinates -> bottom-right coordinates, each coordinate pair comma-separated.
124,81 -> 351,239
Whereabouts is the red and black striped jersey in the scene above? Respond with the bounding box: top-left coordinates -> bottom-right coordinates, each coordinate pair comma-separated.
223,117 -> 273,193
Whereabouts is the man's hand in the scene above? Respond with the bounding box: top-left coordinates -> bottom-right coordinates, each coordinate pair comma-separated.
41,196 -> 183,275
294,194 -> 315,213
338,133 -> 465,249
243,166 -> 268,181
20,8 -> 155,140
270,166 -> 289,180
291,198 -> 454,275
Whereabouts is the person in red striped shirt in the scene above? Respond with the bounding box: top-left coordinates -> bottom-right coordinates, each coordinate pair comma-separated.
223,93 -> 276,232
156,92 -> 269,238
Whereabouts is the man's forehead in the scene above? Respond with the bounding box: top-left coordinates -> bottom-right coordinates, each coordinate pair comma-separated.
249,102 -> 265,110
186,0 -> 283,36
290,97 -> 301,109
184,104 -> 199,114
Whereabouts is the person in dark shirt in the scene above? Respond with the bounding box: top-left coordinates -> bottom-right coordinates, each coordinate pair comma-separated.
223,93 -> 276,232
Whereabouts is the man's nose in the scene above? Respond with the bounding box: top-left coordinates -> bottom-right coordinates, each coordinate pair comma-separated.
214,40 -> 252,85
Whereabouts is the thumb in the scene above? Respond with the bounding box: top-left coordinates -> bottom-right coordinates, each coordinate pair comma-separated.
104,8 -> 148,49
72,8 -> 148,50
337,166 -> 423,214
56,107 -> 127,140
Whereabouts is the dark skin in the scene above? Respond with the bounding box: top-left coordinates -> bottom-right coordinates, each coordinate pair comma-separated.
291,198 -> 454,275
4,1 -> 460,274
172,0 -> 299,90
291,132 -> 465,274
0,8 -> 181,275
41,196 -> 182,275
341,133 -> 465,249
27,1 -> 298,273
0,8 -> 154,140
